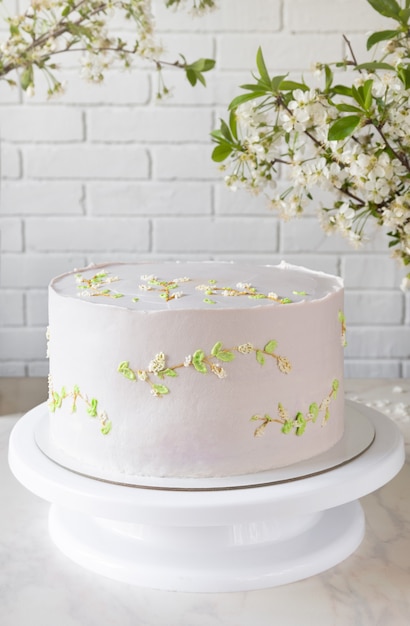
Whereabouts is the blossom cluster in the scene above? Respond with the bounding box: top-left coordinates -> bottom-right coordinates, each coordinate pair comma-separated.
212,0 -> 410,290
0,0 -> 215,96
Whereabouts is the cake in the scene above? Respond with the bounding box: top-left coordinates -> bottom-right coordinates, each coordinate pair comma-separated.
47,261 -> 345,479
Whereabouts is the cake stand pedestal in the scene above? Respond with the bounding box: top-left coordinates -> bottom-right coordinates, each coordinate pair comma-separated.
8,402 -> 404,592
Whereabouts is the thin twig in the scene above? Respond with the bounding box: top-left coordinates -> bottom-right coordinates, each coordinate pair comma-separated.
343,34 -> 359,67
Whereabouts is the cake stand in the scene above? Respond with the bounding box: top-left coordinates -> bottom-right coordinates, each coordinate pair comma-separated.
8,401 -> 404,592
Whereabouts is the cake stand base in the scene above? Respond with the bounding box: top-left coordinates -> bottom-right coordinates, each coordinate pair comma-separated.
48,500 -> 364,592
8,402 -> 405,592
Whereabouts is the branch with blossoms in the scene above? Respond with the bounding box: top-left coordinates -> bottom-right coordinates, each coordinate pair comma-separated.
211,0 -> 410,290
0,0 -> 216,97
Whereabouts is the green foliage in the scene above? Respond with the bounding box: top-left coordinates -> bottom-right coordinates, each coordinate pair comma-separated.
87,398 -> 98,417
192,349 -> 208,373
210,342 -> 235,362
183,57 -> 215,87
253,379 -> 339,438
165,0 -> 215,9
366,0 -> 401,20
118,361 -> 137,381
281,421 -> 294,434
264,340 -> 278,354
101,421 -> 112,435
152,384 -> 169,395
162,368 -> 178,378
295,412 -> 307,436
211,0 -> 410,285
366,30 -> 400,49
309,402 -> 319,422
255,350 -> 265,365
328,115 -> 361,141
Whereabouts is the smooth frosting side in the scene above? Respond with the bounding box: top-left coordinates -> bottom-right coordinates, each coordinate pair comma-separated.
47,261 -> 345,478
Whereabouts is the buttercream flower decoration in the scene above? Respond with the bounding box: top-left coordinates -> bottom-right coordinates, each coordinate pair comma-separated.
76,272 -> 124,299
48,382 -> 111,435
196,280 -> 293,304
139,275 -> 190,301
118,339 -> 292,397
212,0 -> 410,289
251,379 -> 340,437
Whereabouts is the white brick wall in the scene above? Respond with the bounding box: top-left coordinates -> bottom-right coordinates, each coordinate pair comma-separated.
1,0 -> 408,378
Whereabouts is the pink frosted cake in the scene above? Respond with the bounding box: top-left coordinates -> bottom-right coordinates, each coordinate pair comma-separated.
47,261 -> 345,478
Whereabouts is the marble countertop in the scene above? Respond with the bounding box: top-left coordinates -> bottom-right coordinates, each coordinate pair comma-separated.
1,379 -> 410,626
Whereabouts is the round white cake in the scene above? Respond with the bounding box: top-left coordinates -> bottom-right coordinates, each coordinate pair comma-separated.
47,261 -> 345,478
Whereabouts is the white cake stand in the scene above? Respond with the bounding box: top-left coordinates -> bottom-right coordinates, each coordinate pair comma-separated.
8,401 -> 404,592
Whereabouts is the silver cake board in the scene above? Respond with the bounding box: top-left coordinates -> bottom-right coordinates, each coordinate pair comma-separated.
8,401 -> 405,592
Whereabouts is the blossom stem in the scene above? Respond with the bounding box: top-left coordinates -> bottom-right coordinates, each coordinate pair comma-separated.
374,124 -> 410,171
343,35 -> 360,68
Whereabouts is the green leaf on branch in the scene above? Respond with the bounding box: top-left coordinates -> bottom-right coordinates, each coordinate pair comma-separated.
184,58 -> 215,87
351,79 -> 373,111
228,91 -> 267,110
239,83 -> 269,92
355,61 -> 395,71
210,128 -> 229,143
20,66 -> 33,91
229,110 -> 238,140
336,103 -> 363,113
399,7 -> 410,22
278,79 -> 309,92
270,74 -> 288,92
332,84 -> 353,97
397,64 -> 410,89
219,118 -> 234,142
366,29 -> 400,50
66,23 -> 93,40
186,69 -> 199,86
256,47 -> 271,88
366,0 -> 401,20
211,143 -> 233,162
61,4 -> 72,17
189,58 -> 215,72
324,64 -> 333,91
328,115 -> 361,141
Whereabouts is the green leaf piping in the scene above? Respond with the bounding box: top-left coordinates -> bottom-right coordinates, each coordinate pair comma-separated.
119,339 -> 292,397
252,379 -> 340,437
48,382 -> 111,435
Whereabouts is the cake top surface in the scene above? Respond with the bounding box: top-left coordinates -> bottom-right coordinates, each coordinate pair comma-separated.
50,261 -> 343,311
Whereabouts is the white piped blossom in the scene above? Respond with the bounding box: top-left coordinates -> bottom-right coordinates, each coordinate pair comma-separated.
148,352 -> 166,374
237,342 -> 254,354
211,364 -> 227,379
